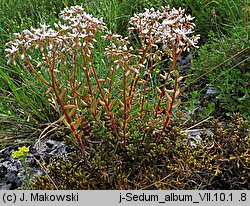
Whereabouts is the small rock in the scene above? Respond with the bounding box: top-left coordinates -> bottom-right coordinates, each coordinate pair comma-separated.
206,86 -> 217,95
0,138 -> 76,189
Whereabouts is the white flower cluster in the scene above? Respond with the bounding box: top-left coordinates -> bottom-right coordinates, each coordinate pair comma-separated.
5,5 -> 199,73
129,6 -> 200,54
5,5 -> 105,66
104,32 -> 132,60
59,5 -> 105,35
103,32 -> 141,75
129,8 -> 162,41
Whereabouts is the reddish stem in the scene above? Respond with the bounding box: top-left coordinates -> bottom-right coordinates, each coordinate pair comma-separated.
108,65 -> 116,105
35,41 -> 90,167
122,67 -> 128,141
154,44 -> 180,119
22,46 -> 51,87
80,47 -> 94,99
162,47 -> 179,131
140,59 -> 155,117
87,51 -> 119,138
154,66 -> 172,118
129,28 -> 152,103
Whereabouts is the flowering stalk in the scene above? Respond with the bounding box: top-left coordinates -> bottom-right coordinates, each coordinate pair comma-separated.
5,5 -> 200,147
129,6 -> 200,134
50,62 -> 90,167
161,45 -> 180,131
154,45 -> 179,119
122,65 -> 128,141
12,146 -> 31,189
140,57 -> 156,117
87,50 -> 119,138
4,6 -> 108,166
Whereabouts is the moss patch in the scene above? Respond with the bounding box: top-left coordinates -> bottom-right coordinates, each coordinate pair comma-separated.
32,114 -> 249,189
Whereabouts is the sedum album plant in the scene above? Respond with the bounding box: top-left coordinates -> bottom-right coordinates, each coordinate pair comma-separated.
5,5 -> 199,166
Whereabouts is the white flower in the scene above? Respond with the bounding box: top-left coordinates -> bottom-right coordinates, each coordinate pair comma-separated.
20,53 -> 25,60
123,55 -> 129,61
179,41 -> 185,47
5,45 -> 19,54
71,5 -> 84,11
111,43 -> 116,49
125,70 -> 130,77
113,34 -> 122,38
22,30 -> 32,36
133,68 -> 139,74
123,45 -> 128,51
82,42 -> 86,47
40,23 -> 49,30
139,64 -> 145,68
88,43 -> 94,49
185,14 -> 195,21
13,33 -> 21,38
48,44 -> 53,50
58,21 -> 71,30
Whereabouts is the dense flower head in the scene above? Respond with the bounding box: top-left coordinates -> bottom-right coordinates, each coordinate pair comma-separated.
128,7 -> 162,46
103,31 -> 141,74
129,6 -> 200,54
59,5 -> 105,34
12,146 -> 29,159
5,5 -> 105,66
103,32 -> 131,59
